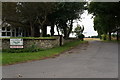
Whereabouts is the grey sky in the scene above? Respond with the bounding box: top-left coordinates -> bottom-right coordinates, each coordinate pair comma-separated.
70,10 -> 98,37
77,10 -> 98,37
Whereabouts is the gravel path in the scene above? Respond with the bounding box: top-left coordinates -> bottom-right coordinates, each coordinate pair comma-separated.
2,40 -> 118,78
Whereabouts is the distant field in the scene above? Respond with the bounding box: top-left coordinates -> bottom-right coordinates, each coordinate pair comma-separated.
84,38 -> 101,41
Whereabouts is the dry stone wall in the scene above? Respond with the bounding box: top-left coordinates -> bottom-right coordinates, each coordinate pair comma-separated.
2,37 -> 60,50
2,36 -> 76,50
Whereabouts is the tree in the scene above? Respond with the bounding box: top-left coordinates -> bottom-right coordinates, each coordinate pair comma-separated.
17,2 -> 56,37
2,2 -> 86,38
49,2 -> 86,39
88,2 -> 120,40
2,2 -> 23,27
73,24 -> 84,40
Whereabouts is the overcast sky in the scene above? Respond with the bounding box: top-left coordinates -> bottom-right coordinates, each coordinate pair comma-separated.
76,10 -> 98,37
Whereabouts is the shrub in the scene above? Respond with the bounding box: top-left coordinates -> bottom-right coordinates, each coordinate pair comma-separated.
112,34 -> 117,38
78,34 -> 85,41
101,34 -> 109,40
46,34 -> 51,37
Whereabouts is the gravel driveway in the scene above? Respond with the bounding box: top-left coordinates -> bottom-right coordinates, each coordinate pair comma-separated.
2,40 -> 118,78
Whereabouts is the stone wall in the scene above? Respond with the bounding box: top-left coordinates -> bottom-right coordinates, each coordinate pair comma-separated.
2,36 -> 60,50
63,38 -> 77,44
23,38 -> 59,49
1,36 -> 77,50
2,39 -> 10,49
54,35 -> 76,45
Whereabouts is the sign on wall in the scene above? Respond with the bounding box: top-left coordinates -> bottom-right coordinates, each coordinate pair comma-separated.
10,39 -> 23,48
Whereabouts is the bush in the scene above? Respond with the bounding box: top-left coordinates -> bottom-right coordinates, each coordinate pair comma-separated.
91,36 -> 99,38
101,34 -> 106,40
46,34 -> 51,37
78,34 -> 85,41
101,34 -> 109,40
112,34 -> 117,38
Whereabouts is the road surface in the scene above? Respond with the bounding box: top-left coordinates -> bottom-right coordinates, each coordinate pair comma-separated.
2,40 -> 118,78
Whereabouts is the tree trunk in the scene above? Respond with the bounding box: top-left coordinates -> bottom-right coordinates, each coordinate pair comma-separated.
42,24 -> 47,37
67,19 -> 73,38
117,31 -> 119,41
30,21 -> 34,37
40,26 -> 43,37
108,31 -> 111,41
34,24 -> 40,37
56,24 -> 60,35
26,29 -> 30,37
39,24 -> 44,37
117,30 -> 120,41
30,26 -> 34,37
51,23 -> 54,36
63,23 -> 68,39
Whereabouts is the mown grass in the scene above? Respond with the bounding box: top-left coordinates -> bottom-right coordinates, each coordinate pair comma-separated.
2,40 -> 87,65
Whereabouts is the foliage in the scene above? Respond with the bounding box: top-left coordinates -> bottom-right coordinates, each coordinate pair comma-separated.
78,34 -> 85,39
73,24 -> 84,39
18,2 -> 56,37
53,2 -> 86,39
2,2 -> 86,38
91,36 -> 99,38
78,34 -> 85,41
2,2 -> 19,22
88,2 -> 120,40
45,34 -> 51,37
101,34 -> 107,40
112,34 -> 117,38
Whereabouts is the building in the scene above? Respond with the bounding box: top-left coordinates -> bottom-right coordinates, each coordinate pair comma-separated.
0,22 -> 26,37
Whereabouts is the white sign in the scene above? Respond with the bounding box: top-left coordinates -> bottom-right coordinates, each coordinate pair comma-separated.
10,46 -> 23,48
10,39 -> 23,48
10,39 -> 23,46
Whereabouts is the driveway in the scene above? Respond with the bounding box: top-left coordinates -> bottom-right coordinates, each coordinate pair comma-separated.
2,40 -> 118,78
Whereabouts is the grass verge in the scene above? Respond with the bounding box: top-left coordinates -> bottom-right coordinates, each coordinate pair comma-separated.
2,40 -> 87,65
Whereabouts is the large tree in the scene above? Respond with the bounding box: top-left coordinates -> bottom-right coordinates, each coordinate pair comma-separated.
2,2 -> 23,26
51,2 -> 86,39
18,2 -> 56,37
88,2 -> 120,40
2,2 -> 86,38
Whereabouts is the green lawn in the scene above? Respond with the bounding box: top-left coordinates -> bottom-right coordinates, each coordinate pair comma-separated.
2,40 -> 87,65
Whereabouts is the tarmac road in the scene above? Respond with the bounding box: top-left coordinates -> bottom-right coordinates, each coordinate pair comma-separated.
2,40 -> 118,78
